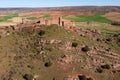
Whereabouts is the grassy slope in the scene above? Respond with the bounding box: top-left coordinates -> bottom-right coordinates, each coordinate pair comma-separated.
77,23 -> 120,35
76,23 -> 120,53
0,25 -> 120,80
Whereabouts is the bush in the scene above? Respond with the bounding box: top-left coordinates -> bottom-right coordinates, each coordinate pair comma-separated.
117,38 -> 120,42
96,68 -> 103,73
101,64 -> 110,69
81,46 -> 90,52
23,74 -> 34,80
106,38 -> 111,42
111,21 -> 120,26
87,78 -> 93,80
38,30 -> 45,36
78,75 -> 87,80
72,42 -> 78,47
44,61 -> 52,67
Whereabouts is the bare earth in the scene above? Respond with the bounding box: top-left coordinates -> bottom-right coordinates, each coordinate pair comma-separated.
0,22 -> 17,26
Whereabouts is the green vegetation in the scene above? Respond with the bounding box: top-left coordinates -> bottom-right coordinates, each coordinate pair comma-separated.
111,21 -> 120,26
44,61 -> 52,67
23,74 -> 34,80
38,30 -> 45,36
26,16 -> 39,20
96,68 -> 103,73
87,78 -> 93,80
78,75 -> 87,80
101,64 -> 111,69
72,42 -> 78,47
0,13 -> 19,22
40,14 -> 51,20
64,15 -> 111,23
78,75 -> 93,80
81,46 -> 90,52
77,22 -> 120,35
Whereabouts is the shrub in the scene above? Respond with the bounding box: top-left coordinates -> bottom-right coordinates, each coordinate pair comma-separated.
23,74 -> 34,80
72,42 -> 78,47
111,21 -> 120,26
81,46 -> 90,52
101,64 -> 110,69
96,38 -> 101,41
87,78 -> 93,80
44,61 -> 52,67
38,30 -> 45,36
96,68 -> 103,73
78,75 -> 87,80
117,38 -> 120,42
106,38 -> 111,42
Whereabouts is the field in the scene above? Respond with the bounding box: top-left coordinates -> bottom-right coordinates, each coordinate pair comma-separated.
26,16 -> 39,20
64,15 -> 112,23
26,14 -> 51,20
0,13 -> 19,22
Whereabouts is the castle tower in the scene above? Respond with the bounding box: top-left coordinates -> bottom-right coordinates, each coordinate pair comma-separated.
62,21 -> 64,27
21,18 -> 24,24
71,21 -> 75,27
45,19 -> 48,25
58,16 -> 62,26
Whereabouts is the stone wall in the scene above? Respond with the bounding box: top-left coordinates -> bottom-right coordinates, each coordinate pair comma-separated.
39,16 -> 75,28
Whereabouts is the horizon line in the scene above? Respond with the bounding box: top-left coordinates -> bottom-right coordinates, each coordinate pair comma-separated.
0,5 -> 120,8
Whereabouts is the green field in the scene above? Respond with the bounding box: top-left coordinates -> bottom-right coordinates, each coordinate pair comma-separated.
40,14 -> 51,20
26,16 -> 39,20
0,13 -> 19,22
64,15 -> 112,23
77,24 -> 120,35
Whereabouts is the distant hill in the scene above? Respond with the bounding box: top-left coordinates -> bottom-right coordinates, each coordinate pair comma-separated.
55,6 -> 120,13
0,6 -> 120,14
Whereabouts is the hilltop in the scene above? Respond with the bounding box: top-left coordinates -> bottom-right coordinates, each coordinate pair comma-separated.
0,6 -> 120,80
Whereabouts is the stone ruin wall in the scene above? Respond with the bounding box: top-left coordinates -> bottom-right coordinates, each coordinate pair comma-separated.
39,16 -> 75,28
0,16 -> 101,37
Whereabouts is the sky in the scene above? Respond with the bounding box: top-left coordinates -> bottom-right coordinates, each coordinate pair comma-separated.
0,0 -> 120,8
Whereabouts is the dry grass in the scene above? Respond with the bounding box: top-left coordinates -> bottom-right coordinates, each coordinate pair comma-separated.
10,17 -> 22,23
0,22 -> 17,26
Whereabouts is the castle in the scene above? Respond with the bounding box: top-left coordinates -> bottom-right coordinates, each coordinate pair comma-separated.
11,16 -> 76,30
0,16 -> 101,37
